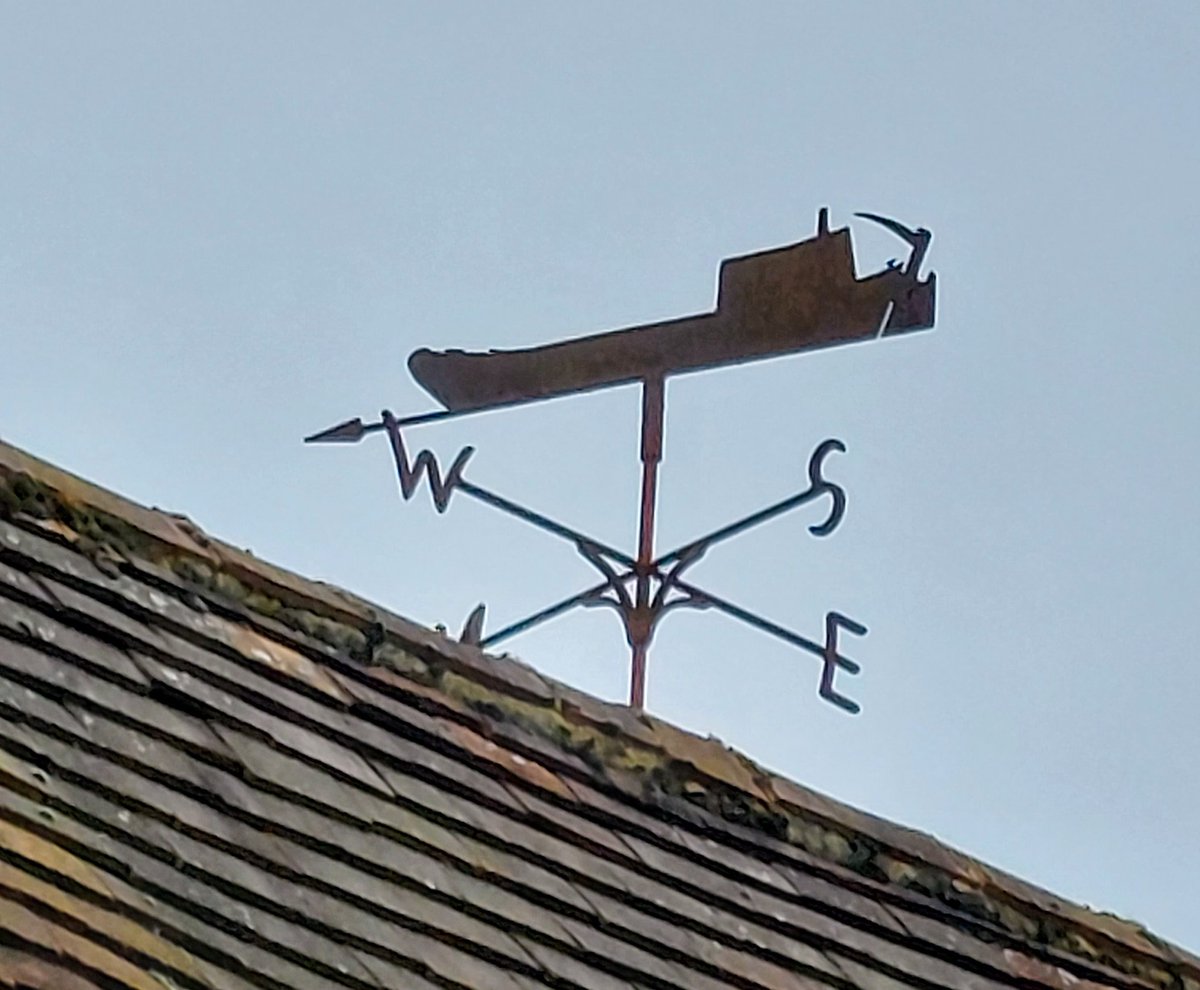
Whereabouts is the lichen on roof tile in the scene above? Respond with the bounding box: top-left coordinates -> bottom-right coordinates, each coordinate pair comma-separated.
0,436 -> 1195,990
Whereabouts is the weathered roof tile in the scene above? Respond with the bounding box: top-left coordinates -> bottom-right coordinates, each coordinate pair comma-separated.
1,438 -> 1193,990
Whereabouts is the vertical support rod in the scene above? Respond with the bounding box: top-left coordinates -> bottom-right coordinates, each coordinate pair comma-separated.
630,374 -> 665,709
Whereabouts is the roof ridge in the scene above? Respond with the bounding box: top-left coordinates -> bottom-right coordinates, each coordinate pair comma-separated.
1,436 -> 1195,986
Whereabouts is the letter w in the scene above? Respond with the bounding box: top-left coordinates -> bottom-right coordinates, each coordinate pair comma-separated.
383,412 -> 474,514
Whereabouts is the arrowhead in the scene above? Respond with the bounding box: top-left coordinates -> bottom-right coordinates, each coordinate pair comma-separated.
460,603 -> 486,646
304,417 -> 369,444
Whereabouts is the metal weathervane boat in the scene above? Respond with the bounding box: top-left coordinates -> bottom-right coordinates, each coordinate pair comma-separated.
408,209 -> 935,412
308,207 -> 938,713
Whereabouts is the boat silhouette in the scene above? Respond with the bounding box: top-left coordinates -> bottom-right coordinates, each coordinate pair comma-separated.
408,209 -> 935,412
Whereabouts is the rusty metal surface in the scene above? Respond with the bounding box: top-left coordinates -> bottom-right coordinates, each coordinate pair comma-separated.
2,439 -> 1195,990
307,210 -> 935,711
406,209 -> 934,412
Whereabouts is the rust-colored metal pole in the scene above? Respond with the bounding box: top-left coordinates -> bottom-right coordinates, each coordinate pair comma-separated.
630,375 -> 665,709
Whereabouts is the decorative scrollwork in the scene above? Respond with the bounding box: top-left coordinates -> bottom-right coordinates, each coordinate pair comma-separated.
805,438 -> 846,536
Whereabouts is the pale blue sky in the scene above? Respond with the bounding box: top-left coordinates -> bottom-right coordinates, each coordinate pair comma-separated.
3,2 -> 1198,948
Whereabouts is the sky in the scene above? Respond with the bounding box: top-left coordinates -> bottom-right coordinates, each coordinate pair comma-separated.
2,1 -> 1198,949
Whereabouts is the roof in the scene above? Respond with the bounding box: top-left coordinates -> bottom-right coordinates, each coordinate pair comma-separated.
0,437 -> 1195,990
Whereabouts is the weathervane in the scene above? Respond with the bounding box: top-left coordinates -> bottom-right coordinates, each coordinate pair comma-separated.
307,208 -> 936,712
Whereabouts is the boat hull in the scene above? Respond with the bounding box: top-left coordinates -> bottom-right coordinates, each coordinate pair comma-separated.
408,222 -> 935,412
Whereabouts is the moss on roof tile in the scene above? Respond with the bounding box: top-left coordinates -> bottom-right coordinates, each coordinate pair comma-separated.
1,440 -> 1195,989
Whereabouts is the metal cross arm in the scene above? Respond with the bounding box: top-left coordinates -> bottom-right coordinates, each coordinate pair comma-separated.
474,435 -> 866,713
669,580 -> 867,715
653,437 -> 848,572
483,574 -> 866,714
379,410 -> 636,567
314,405 -> 868,713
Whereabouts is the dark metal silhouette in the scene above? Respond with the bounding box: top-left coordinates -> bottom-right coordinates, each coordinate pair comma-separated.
407,208 -> 934,412
459,603 -> 486,647
307,208 -> 936,712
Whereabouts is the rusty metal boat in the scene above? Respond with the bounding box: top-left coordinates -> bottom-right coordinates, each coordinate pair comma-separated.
408,209 -> 935,412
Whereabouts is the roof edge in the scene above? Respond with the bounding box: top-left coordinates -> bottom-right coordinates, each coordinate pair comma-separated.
0,436 -> 1195,982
